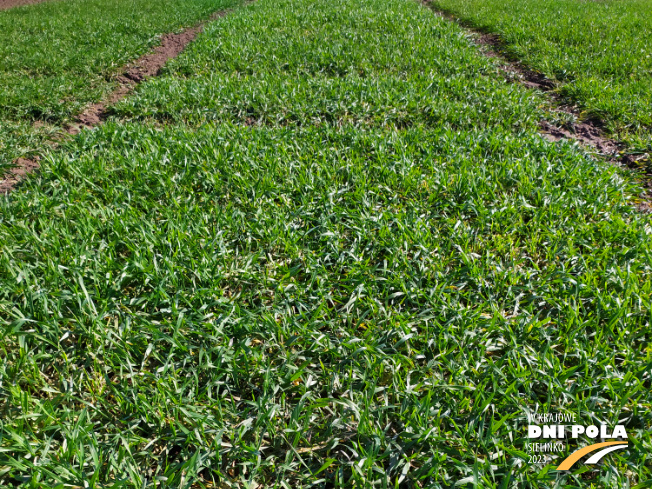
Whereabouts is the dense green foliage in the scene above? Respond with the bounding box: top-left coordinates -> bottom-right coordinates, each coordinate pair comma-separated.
0,0 -> 238,170
114,0 -> 543,131
430,0 -> 652,152
1,0 -> 651,487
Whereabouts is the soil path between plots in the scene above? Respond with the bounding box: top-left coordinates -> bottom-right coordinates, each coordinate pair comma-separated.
422,0 -> 651,206
0,7 -> 235,194
72,18 -> 222,129
0,0 -> 54,10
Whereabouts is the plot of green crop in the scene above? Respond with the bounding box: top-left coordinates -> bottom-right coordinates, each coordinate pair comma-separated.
1,122 -> 650,487
0,0 -> 239,171
429,0 -> 652,152
2,122 -> 651,487
114,0 -> 546,131
1,0 -> 651,486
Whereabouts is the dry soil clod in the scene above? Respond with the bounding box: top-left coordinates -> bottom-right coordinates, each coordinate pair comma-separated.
0,157 -> 40,194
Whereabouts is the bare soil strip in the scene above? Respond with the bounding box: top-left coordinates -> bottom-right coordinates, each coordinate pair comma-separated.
73,13 -> 227,129
422,1 -> 652,200
0,0 -> 55,10
0,9 -> 230,194
471,30 -> 621,154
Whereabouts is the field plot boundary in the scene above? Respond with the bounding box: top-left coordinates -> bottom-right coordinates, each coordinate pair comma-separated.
0,0 -> 56,11
0,2 -> 248,194
421,0 -> 651,203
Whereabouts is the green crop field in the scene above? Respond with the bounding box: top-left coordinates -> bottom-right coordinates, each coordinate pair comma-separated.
430,0 -> 652,154
1,0 -> 651,487
0,0 -> 239,172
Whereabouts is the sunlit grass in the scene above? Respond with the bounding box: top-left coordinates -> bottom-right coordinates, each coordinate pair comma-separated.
0,0 -> 239,172
1,0 -> 651,486
429,0 -> 652,153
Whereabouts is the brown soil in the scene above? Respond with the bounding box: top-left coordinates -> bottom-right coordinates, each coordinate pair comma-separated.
0,157 -> 40,194
0,0 -> 55,10
2,8 -> 232,194
74,10 -> 228,129
423,1 -> 652,208
539,120 -> 619,155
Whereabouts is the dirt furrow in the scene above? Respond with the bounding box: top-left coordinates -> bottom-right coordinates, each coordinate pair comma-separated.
0,0 -> 56,11
72,11 -> 227,130
0,8 -> 232,194
422,0 -> 651,205
470,29 -> 622,154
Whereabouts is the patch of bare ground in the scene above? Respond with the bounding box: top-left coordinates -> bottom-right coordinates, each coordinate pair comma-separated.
73,9 -> 229,130
1,8 -> 234,194
0,157 -> 40,194
0,0 -> 56,11
423,0 -> 652,210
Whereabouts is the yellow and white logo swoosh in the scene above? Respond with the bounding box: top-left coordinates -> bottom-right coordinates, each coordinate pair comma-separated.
557,441 -> 628,471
